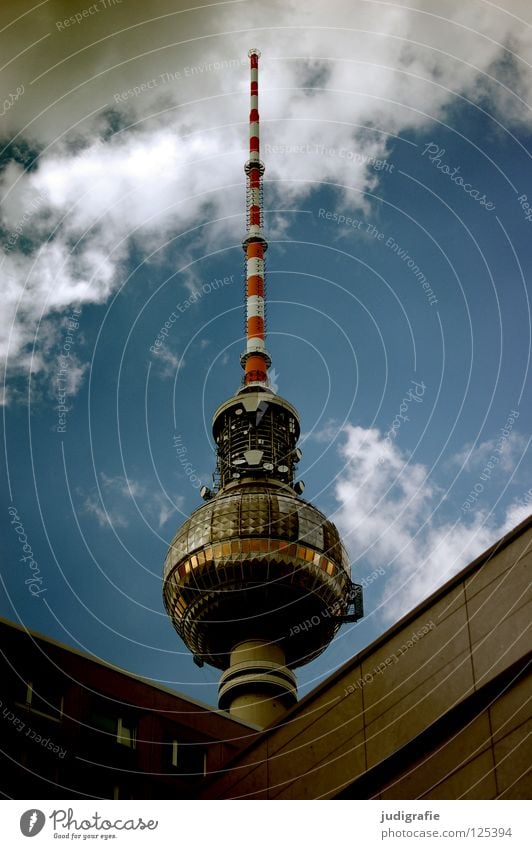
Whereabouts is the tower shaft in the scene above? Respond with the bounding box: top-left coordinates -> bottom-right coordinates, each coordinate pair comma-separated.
219,640 -> 297,727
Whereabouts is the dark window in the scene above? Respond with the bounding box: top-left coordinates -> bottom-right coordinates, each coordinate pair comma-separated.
17,681 -> 63,721
168,739 -> 206,776
89,709 -> 137,748
113,783 -> 134,799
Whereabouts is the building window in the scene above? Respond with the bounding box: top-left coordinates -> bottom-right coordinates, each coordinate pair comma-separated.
169,739 -> 206,776
18,681 -> 63,722
90,710 -> 137,748
112,783 -> 134,799
171,739 -> 178,767
117,717 -> 136,748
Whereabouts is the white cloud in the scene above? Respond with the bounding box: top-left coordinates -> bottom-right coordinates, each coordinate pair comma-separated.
99,472 -> 145,500
81,472 -> 184,530
302,417 -> 345,444
333,424 -> 530,623
501,498 -> 532,534
58,356 -> 88,397
151,345 -> 183,378
154,492 -> 186,529
2,0 -> 531,397
81,473 -> 143,529
82,493 -> 129,530
448,430 -> 527,474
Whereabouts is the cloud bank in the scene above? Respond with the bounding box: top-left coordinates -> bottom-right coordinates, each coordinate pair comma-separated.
333,423 -> 530,622
1,0 -> 531,393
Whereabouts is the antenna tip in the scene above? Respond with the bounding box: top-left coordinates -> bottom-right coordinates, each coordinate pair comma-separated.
248,48 -> 261,58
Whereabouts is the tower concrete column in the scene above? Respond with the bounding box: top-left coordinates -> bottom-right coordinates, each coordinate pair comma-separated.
218,639 -> 297,728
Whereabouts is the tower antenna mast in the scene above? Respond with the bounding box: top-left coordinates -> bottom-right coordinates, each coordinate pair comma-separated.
241,48 -> 271,388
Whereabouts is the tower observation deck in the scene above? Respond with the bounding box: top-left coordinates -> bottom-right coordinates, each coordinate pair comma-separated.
163,50 -> 363,728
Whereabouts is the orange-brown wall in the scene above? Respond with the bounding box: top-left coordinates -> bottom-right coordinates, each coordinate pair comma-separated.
202,518 -> 532,799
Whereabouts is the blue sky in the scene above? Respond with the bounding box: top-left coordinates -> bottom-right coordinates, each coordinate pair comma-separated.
1,0 -> 531,705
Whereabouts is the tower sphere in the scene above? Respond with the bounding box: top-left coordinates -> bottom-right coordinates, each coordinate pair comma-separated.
163,473 -> 351,672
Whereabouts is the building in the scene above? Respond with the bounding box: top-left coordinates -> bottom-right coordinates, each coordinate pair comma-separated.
1,515 -> 529,799
200,514 -> 531,799
0,617 -> 258,799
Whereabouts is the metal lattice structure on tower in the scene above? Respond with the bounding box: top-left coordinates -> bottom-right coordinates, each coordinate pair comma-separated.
163,51 -> 363,728
241,49 -> 270,388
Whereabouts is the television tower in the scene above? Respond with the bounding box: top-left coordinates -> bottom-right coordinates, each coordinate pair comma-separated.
163,50 -> 363,728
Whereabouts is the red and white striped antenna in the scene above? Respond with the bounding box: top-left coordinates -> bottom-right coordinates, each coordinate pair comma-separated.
240,48 -> 271,388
